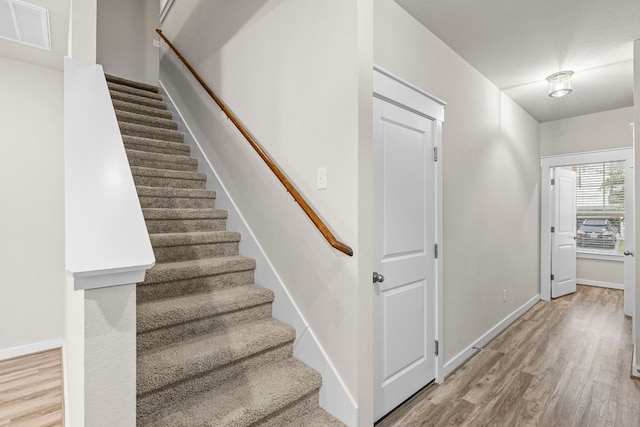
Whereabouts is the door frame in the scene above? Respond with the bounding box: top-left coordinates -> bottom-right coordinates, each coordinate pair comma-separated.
373,65 -> 445,383
540,148 -> 634,309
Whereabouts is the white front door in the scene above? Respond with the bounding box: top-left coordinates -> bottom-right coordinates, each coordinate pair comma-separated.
552,168 -> 577,298
373,96 -> 436,420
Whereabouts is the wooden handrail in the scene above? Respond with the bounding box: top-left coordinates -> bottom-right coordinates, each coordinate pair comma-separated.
156,29 -> 353,256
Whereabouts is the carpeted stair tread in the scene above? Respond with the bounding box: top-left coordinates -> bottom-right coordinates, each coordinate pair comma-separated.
143,358 -> 322,427
120,122 -> 183,143
126,149 -> 198,172
136,185 -> 215,199
112,99 -> 173,120
107,81 -> 164,101
137,284 -> 274,334
150,231 -> 241,247
131,166 -> 206,182
136,186 -> 216,209
143,255 -> 256,284
115,109 -> 178,130
123,135 -> 191,156
281,407 -> 346,427
110,89 -> 168,110
142,207 -> 226,220
137,318 -> 294,395
106,74 -> 159,93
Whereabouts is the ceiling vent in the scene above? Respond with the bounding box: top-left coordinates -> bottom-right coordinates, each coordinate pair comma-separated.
0,0 -> 50,50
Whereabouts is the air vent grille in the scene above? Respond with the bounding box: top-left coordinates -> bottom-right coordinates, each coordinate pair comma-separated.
0,0 -> 50,50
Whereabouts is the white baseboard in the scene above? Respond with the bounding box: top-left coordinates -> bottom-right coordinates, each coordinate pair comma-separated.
577,279 -> 624,290
0,338 -> 63,361
443,294 -> 540,378
632,345 -> 640,379
159,81 -> 357,426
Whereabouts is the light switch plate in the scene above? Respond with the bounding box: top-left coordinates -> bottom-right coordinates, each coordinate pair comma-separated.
317,167 -> 327,190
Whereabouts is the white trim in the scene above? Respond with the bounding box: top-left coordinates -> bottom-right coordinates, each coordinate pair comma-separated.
0,338 -> 63,361
373,66 -> 445,121
633,345 -> 640,379
442,295 -> 539,378
540,148 -> 633,302
577,279 -> 624,290
159,81 -> 358,425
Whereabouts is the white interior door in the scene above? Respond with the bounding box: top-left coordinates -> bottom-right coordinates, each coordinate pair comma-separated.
373,96 -> 436,421
552,168 -> 577,298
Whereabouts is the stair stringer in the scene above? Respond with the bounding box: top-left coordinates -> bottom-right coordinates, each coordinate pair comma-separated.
158,80 -> 357,427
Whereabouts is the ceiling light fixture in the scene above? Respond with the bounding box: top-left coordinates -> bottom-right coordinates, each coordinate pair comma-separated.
546,71 -> 574,98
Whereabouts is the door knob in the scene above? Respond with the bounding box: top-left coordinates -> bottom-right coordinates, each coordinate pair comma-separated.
373,272 -> 385,283
624,251 -> 635,257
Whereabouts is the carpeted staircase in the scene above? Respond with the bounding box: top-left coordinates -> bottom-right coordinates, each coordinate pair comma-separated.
105,74 -> 345,427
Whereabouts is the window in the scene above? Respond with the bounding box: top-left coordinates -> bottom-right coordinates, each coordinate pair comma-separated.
575,161 -> 625,255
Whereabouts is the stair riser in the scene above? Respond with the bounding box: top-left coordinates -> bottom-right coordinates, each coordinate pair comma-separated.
124,141 -> 190,157
113,100 -> 172,120
116,112 -> 177,130
261,391 -> 322,427
110,91 -> 167,110
137,270 -> 255,302
138,196 -> 215,209
127,158 -> 198,172
145,218 -> 227,234
153,241 -> 239,263
133,175 -> 206,189
137,343 -> 294,421
137,304 -> 273,352
120,126 -> 183,143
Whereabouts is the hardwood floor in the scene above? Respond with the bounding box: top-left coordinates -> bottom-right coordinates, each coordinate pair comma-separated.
0,348 -> 64,426
377,285 -> 640,427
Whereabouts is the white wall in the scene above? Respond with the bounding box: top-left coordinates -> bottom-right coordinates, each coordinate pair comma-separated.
577,258 -> 624,288
374,0 -> 541,363
160,0 -> 371,423
540,107 -> 634,156
97,0 -> 159,84
0,57 -> 65,352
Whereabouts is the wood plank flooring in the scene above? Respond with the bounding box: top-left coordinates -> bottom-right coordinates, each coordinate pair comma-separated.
0,348 -> 63,426
377,285 -> 640,427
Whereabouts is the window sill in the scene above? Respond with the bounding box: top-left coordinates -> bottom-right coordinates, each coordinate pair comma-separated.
577,251 -> 624,262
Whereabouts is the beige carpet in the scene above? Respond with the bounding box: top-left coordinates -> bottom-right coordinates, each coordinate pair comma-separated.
106,73 -> 345,427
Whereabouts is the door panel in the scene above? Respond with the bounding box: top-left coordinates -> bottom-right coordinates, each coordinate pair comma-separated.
552,168 -> 577,298
373,96 -> 436,420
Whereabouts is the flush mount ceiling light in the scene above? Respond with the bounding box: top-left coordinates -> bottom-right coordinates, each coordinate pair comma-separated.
546,71 -> 574,98
0,0 -> 51,50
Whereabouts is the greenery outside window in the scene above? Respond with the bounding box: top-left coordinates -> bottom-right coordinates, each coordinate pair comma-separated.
575,161 -> 625,255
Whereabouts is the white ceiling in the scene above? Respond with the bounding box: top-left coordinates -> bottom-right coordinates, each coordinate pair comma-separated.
395,0 -> 640,123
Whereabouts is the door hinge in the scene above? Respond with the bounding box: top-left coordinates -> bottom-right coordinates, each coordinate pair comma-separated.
435,340 -> 439,356
551,178 -> 555,185
433,146 -> 438,162
550,226 -> 555,233
434,243 -> 438,259
551,274 -> 555,281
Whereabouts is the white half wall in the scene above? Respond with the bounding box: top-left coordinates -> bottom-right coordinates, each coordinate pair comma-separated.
0,57 -> 65,352
374,0 -> 541,365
